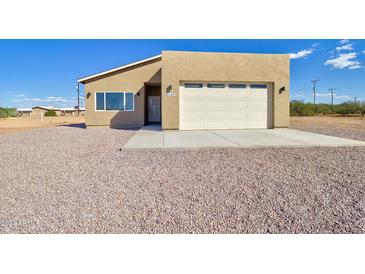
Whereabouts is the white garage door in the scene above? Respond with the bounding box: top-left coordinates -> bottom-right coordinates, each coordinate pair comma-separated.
179,82 -> 271,130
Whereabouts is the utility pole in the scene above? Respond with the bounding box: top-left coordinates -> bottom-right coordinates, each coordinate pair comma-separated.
76,81 -> 80,116
311,80 -> 319,104
328,88 -> 336,105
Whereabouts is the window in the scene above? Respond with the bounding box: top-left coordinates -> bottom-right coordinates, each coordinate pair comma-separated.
250,84 -> 267,89
184,83 -> 203,88
125,92 -> 134,111
207,83 -> 225,88
106,92 -> 124,110
96,93 -> 105,110
95,92 -> 134,111
229,84 -> 247,89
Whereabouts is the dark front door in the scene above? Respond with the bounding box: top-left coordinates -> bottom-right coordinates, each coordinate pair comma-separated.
148,96 -> 161,123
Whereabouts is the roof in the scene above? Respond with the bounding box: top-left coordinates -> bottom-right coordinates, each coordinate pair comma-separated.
32,106 -> 60,111
17,108 -> 32,111
78,54 -> 162,83
60,107 -> 86,111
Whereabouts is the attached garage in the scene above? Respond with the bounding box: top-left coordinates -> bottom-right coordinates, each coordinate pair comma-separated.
179,82 -> 272,130
79,50 -> 290,129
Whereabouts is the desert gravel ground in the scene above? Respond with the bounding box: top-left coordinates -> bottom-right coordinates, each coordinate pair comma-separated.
290,125 -> 365,142
0,126 -> 364,233
290,116 -> 365,142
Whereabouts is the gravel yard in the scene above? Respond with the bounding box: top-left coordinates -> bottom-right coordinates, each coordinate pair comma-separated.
0,126 -> 364,233
290,116 -> 365,142
290,125 -> 365,142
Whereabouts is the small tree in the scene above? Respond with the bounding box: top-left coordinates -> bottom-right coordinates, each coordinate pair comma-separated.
44,110 -> 57,116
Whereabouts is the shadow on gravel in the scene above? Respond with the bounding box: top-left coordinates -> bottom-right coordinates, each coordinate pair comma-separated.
57,123 -> 86,129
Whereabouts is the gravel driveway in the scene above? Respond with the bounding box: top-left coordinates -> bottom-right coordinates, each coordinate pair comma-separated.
0,126 -> 364,233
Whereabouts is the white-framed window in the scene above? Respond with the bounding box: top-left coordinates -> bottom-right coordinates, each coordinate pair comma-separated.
207,83 -> 225,88
184,83 -> 203,88
95,92 -> 134,111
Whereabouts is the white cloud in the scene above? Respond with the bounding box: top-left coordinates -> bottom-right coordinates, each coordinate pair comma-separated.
315,92 -> 352,100
363,50 -> 365,54
336,43 -> 353,51
335,95 -> 352,100
13,93 -> 25,97
324,52 -> 361,69
316,92 -> 332,97
348,65 -> 362,70
289,49 -> 314,59
340,39 -> 350,44
291,91 -> 305,99
10,95 -> 81,108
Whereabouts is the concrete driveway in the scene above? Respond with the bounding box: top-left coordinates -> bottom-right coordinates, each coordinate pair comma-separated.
123,125 -> 365,149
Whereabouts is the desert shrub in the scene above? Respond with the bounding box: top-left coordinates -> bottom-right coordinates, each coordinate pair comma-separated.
332,102 -> 363,116
291,100 -> 365,116
44,110 -> 57,116
0,107 -> 16,118
314,103 -> 334,115
290,100 -> 316,116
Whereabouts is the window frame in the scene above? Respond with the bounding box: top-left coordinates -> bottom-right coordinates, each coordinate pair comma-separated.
184,83 -> 203,88
250,84 -> 267,89
95,92 -> 106,111
228,83 -> 247,89
95,91 -> 135,112
207,83 -> 225,89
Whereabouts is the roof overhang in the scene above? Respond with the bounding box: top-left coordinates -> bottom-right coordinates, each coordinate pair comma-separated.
78,54 -> 162,83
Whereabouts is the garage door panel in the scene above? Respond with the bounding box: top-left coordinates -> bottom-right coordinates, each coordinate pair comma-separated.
180,83 -> 269,130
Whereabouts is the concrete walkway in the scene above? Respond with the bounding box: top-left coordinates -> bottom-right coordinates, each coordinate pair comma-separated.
123,125 -> 365,149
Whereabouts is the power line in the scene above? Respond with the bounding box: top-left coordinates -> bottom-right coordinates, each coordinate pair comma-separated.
311,80 -> 320,104
328,88 -> 336,105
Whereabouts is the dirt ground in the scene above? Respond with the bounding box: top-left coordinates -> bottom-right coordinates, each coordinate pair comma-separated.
0,116 -> 86,134
290,116 -> 365,130
290,116 -> 365,142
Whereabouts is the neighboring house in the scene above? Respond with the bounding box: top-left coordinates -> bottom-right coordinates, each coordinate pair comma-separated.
32,106 -> 61,117
60,107 -> 86,116
17,108 -> 32,117
78,50 -> 290,130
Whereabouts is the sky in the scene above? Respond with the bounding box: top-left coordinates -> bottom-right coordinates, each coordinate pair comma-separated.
0,39 -> 364,108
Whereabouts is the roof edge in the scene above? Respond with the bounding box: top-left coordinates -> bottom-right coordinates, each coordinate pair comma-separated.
78,54 -> 162,83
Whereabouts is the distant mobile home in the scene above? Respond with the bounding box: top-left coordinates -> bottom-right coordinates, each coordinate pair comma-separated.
17,108 -> 32,117
78,50 -> 290,130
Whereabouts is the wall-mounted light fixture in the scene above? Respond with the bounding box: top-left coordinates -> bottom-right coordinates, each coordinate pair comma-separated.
137,92 -> 140,96
166,85 -> 172,94
86,92 -> 91,98
279,86 -> 285,94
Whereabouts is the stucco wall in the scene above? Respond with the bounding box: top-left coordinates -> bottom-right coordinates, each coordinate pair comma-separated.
32,108 -> 60,117
83,58 -> 161,127
161,51 -> 290,129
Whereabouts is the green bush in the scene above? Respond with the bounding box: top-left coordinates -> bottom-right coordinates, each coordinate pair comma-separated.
44,110 -> 57,116
290,100 -> 316,116
290,100 -> 364,116
0,107 -> 16,118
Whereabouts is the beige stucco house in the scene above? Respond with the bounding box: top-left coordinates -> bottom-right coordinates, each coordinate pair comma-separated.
78,50 -> 290,130
31,106 -> 61,117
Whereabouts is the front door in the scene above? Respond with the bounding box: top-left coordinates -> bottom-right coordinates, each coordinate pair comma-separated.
148,96 -> 161,123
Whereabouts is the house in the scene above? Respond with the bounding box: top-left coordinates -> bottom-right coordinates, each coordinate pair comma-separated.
78,50 -> 290,130
60,107 -> 86,116
31,106 -> 61,117
17,108 -> 32,117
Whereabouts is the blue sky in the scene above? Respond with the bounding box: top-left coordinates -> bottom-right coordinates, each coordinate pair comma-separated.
0,39 -> 364,108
